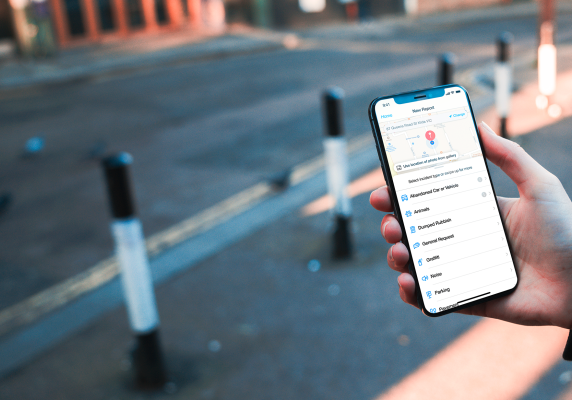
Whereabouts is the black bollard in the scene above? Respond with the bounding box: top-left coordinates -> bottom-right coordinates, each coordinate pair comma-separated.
496,32 -> 514,139
322,87 -> 353,259
438,53 -> 456,86
102,153 -> 167,388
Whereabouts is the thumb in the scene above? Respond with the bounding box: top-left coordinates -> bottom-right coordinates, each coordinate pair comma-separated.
479,122 -> 553,199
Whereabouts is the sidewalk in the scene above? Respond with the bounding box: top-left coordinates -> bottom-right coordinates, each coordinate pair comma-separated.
0,25 -> 290,92
2,1 -> 572,94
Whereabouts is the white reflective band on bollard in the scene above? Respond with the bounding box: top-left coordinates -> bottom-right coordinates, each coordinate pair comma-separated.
495,62 -> 512,118
112,218 -> 160,333
298,0 -> 325,12
324,137 -> 352,217
538,44 -> 557,96
404,0 -> 418,14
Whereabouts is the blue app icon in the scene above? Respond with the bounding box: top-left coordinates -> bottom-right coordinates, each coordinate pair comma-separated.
426,291 -> 432,299
430,308 -> 436,313
410,226 -> 416,234
421,275 -> 428,281
401,194 -> 408,202
413,242 -> 420,249
405,210 -> 412,217
418,258 -> 422,266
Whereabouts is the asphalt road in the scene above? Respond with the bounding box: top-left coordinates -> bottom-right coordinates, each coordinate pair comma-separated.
3,12 -> 572,311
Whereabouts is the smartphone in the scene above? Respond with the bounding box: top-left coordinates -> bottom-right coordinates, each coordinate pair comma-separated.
368,84 -> 518,317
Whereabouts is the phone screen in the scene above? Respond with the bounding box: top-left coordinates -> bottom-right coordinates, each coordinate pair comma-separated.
372,86 -> 517,315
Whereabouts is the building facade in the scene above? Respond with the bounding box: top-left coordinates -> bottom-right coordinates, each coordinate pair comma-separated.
0,0 -> 512,50
46,0 -> 201,46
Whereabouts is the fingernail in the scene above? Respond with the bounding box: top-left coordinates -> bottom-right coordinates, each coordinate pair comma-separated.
389,246 -> 394,262
481,121 -> 495,135
382,221 -> 389,237
398,279 -> 402,290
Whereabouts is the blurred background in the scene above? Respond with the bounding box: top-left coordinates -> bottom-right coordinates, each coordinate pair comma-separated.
1,0 -> 572,398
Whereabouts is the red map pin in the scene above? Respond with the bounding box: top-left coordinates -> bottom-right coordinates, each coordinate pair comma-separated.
425,130 -> 436,141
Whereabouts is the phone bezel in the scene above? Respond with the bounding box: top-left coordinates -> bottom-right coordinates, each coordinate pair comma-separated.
368,84 -> 518,317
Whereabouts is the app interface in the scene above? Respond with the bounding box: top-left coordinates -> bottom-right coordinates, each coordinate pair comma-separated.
375,87 -> 517,313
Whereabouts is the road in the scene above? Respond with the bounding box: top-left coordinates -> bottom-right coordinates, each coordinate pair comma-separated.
2,11 -> 572,310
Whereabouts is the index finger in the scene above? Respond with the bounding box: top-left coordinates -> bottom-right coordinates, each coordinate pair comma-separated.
370,185 -> 394,212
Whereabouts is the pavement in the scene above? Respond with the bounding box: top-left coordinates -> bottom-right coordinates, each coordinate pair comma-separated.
3,2 -> 572,399
0,25 -> 290,93
1,1 -> 572,93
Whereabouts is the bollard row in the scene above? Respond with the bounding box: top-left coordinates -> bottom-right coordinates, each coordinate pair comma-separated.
97,32 -> 522,388
437,34 -> 515,139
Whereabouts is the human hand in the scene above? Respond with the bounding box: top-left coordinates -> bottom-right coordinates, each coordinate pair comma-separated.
370,122 -> 572,329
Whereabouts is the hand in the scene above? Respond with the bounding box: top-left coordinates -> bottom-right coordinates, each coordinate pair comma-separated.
370,122 -> 572,329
